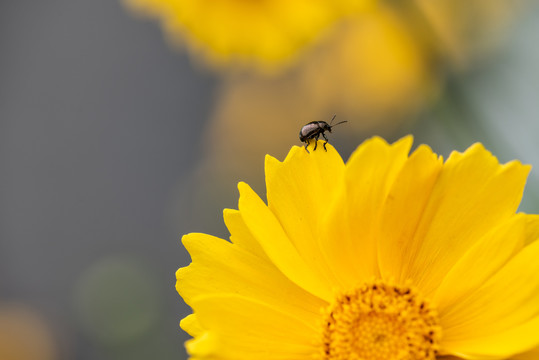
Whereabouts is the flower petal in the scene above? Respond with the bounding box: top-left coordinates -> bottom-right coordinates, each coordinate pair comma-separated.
265,142 -> 346,288
187,294 -> 318,360
445,317 -> 539,360
177,233 -> 325,322
524,214 -> 539,246
512,346 -> 539,360
319,136 -> 413,288
403,143 -> 530,295
441,239 -> 539,358
223,208 -> 269,260
185,331 -> 218,359
433,214 -> 531,312
180,314 -> 204,337
237,181 -> 333,300
377,144 -> 443,281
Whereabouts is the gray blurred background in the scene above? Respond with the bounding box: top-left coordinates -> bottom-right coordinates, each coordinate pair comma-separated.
1,1 -> 215,359
2,1 -> 539,360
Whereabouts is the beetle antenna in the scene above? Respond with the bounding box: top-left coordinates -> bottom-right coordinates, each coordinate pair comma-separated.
330,120 -> 347,128
329,114 -> 337,125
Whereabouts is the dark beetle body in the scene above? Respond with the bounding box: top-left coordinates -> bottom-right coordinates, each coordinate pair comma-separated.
299,115 -> 347,153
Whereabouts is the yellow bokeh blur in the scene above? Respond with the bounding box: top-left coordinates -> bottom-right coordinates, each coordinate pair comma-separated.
123,0 -> 374,70
299,6 -> 437,129
413,0 -> 525,68
0,304 -> 57,360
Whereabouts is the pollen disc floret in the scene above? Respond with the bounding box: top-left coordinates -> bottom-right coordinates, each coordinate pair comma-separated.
322,280 -> 441,360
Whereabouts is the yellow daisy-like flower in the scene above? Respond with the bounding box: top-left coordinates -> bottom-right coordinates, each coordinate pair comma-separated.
177,136 -> 539,359
123,0 -> 373,69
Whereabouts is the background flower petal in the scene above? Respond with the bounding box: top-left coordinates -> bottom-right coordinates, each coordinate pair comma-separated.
124,0 -> 374,68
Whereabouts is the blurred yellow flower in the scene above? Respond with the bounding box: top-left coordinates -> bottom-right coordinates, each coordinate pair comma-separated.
193,1 -> 526,189
123,0 -> 374,69
177,136 -> 539,359
413,0 -> 526,68
299,6 -> 437,127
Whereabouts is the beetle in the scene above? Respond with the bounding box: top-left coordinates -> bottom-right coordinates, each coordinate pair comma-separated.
299,115 -> 347,153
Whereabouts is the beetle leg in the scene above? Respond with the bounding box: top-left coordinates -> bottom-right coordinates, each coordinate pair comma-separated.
314,134 -> 319,151
304,141 -> 310,153
322,133 -> 329,151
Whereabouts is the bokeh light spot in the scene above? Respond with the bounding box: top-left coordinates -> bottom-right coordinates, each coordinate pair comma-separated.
73,256 -> 163,344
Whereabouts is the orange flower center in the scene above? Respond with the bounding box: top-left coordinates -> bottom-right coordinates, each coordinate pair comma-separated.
321,281 -> 441,360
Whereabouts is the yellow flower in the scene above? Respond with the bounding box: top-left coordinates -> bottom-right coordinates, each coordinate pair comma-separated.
122,0 -> 373,69
177,136 -> 539,359
413,0 -> 525,69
